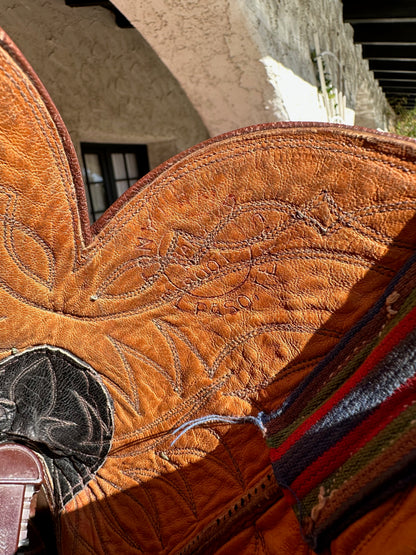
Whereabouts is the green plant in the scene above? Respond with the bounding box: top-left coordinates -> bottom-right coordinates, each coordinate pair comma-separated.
311,50 -> 337,107
391,98 -> 416,138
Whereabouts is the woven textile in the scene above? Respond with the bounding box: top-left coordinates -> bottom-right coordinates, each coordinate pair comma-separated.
264,251 -> 416,552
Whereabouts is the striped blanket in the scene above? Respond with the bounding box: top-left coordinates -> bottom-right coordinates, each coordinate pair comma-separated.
263,252 -> 416,552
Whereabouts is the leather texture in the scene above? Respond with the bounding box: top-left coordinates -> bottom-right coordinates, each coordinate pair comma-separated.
1,28 -> 416,554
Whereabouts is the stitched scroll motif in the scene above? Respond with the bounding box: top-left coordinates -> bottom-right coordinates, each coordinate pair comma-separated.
0,346 -> 113,506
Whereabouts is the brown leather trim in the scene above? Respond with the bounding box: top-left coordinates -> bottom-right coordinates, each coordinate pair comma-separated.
177,471 -> 281,555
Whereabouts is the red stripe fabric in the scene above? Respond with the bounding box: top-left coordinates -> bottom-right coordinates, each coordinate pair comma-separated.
269,303 -> 416,463
290,375 -> 416,498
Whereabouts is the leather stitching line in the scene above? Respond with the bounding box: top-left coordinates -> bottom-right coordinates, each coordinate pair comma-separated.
1,52 -> 83,263
109,323 -> 339,450
0,189 -> 56,290
85,139 -> 416,257
94,248 -> 394,303
96,472 -> 163,545
351,489 -> 410,554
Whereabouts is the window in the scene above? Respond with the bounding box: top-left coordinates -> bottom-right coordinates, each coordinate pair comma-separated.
81,143 -> 149,222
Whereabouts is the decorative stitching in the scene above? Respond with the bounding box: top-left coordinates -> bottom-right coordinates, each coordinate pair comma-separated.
2,52 -> 416,553
95,472 -> 163,546
351,489 -> 410,555
1,52 -> 84,264
94,479 -> 145,552
123,464 -> 198,518
0,189 -> 56,289
86,138 -> 416,258
90,193 -> 400,303
109,322 -> 340,453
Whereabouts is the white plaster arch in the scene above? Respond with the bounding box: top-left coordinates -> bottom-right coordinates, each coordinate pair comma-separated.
111,0 -> 289,137
112,0 -> 394,136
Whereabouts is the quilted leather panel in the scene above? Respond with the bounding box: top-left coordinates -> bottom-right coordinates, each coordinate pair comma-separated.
1,29 -> 416,553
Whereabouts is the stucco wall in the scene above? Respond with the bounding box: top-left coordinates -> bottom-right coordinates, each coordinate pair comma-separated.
0,0 -> 209,169
114,0 -> 394,134
243,0 -> 393,130
0,0 -> 396,169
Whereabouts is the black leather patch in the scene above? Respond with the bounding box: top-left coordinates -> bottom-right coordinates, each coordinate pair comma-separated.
0,345 -> 113,506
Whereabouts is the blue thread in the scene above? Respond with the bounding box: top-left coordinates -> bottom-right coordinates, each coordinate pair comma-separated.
260,407 -> 283,425
171,412 -> 266,445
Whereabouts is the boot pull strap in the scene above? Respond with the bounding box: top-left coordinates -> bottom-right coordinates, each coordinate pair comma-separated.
0,443 -> 43,554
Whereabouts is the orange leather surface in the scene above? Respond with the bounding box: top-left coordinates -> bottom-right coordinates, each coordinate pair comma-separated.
214,486 -> 416,555
1,29 -> 416,553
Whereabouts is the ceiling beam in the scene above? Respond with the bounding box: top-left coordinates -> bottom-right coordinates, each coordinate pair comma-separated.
379,82 -> 416,90
378,81 -> 416,87
348,18 -> 416,24
362,44 -> 416,59
387,98 -> 416,105
386,92 -> 416,96
343,0 -> 416,21
370,59 -> 416,71
380,85 -> 416,90
379,80 -> 416,85
374,72 -> 416,81
352,22 -> 416,44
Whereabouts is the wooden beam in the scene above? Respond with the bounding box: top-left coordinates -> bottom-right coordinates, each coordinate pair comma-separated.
374,72 -> 416,81
352,22 -> 416,44
370,59 -> 416,71
379,82 -> 416,90
343,0 -> 416,21
362,45 -> 416,59
386,93 -> 416,98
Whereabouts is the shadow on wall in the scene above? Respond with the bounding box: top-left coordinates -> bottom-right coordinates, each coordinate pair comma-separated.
354,80 -> 393,131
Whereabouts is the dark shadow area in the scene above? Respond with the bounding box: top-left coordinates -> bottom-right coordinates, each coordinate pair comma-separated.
22,489 -> 58,555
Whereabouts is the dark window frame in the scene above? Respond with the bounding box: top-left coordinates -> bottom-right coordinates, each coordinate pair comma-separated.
81,142 -> 149,222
